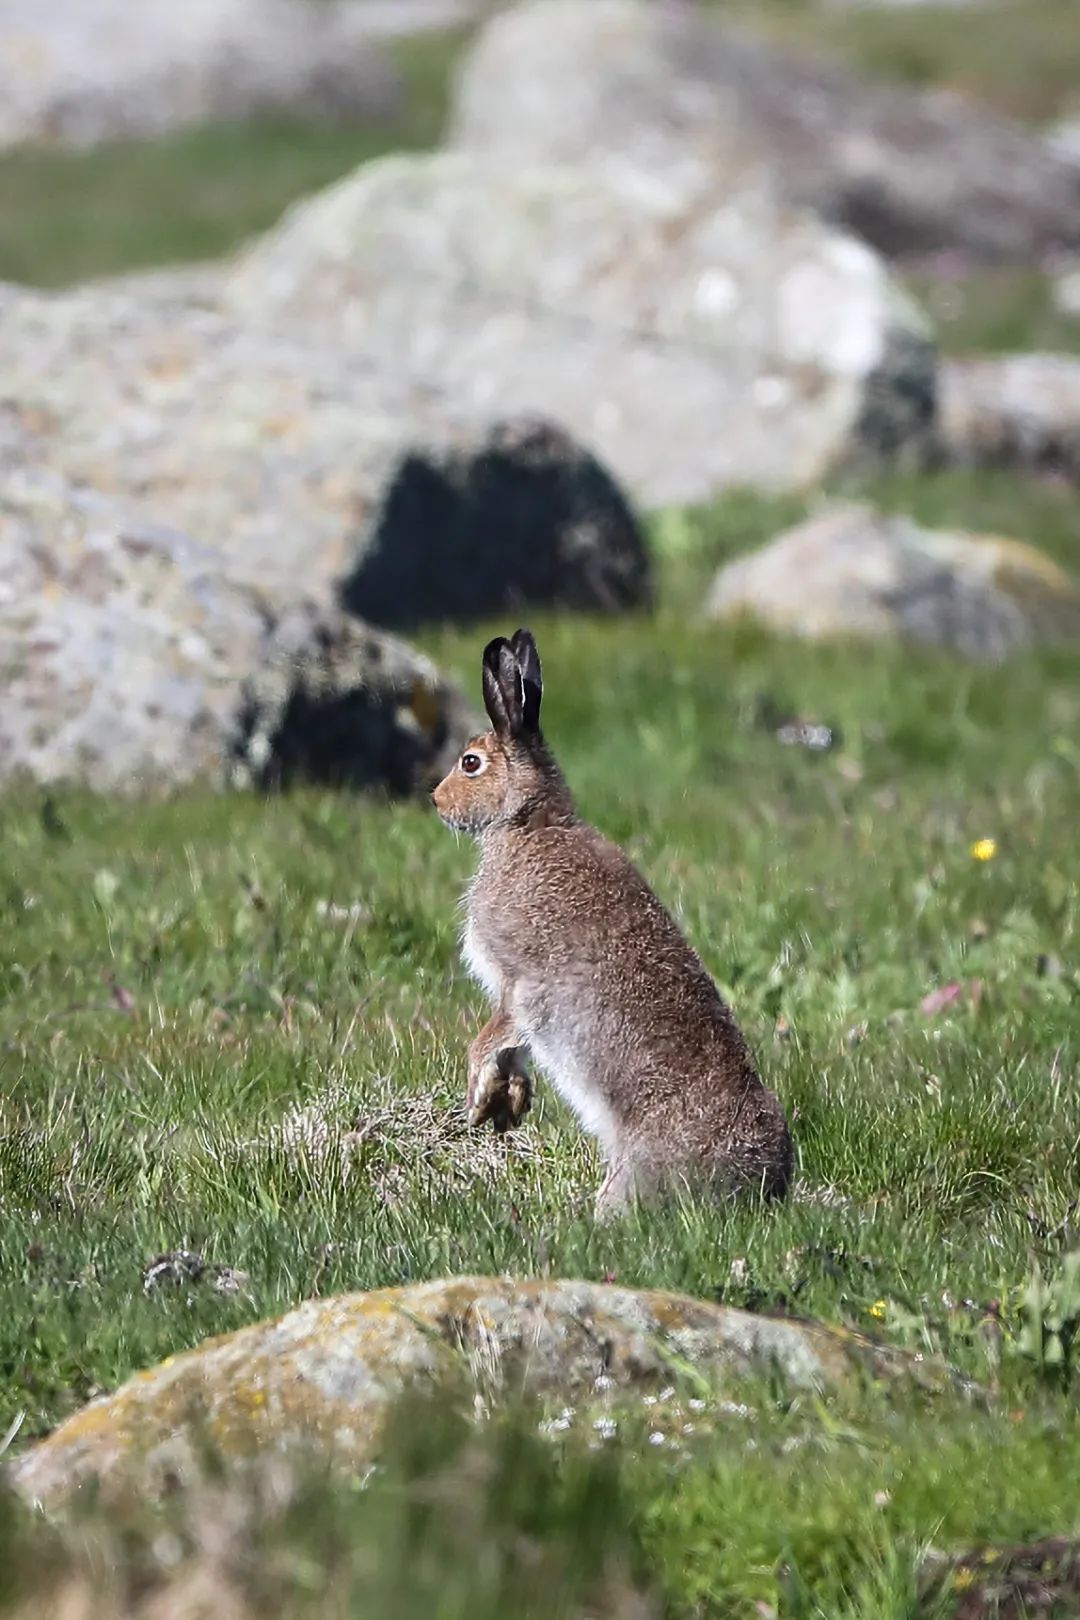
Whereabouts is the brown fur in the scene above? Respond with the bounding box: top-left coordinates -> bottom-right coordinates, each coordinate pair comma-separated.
432,629 -> 793,1215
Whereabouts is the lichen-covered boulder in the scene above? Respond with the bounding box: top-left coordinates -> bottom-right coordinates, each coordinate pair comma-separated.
707,504 -> 1080,662
0,277 -> 447,602
451,0 -> 1080,264
228,150 -> 935,506
9,1276 -> 965,1509
342,417 -> 652,628
0,469 -> 473,792
1,274 -> 650,630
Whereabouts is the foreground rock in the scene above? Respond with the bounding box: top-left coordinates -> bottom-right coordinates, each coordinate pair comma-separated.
0,0 -> 404,150
0,468 -> 472,792
940,354 -> 1080,481
707,504 -> 1080,661
228,150 -> 935,505
9,1276 -> 964,1507
452,0 -> 1080,264
924,1536 -> 1080,1620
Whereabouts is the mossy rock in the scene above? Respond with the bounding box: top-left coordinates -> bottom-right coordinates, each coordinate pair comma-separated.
708,502 -> 1080,661
9,1276 -> 970,1509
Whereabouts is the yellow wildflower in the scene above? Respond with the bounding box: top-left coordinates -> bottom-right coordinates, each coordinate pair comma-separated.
970,838 -> 997,862
868,1300 -> 887,1321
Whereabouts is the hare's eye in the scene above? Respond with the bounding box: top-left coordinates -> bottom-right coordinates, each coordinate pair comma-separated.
461,752 -> 486,776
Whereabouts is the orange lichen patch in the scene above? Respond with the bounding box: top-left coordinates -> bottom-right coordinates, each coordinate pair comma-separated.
408,678 -> 444,736
981,535 -> 1079,590
994,558 -> 1080,630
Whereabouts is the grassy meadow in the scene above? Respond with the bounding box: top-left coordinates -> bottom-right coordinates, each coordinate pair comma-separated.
2,4 -> 1080,1616
3,477 -> 1080,1614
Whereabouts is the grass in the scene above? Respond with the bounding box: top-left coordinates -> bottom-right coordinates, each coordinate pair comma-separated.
2,485 -> 1080,1610
903,268 -> 1080,359
734,0 -> 1080,125
0,28 -> 466,287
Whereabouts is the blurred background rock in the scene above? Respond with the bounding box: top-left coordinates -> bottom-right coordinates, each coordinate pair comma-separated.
1,0 -> 1079,793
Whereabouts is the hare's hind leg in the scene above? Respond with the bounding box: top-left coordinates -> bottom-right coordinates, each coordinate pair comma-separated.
467,1009 -> 532,1134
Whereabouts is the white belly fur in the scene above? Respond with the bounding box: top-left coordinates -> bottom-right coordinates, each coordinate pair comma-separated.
461,918 -> 502,1001
521,1007 -> 621,1160
462,918 -> 621,1159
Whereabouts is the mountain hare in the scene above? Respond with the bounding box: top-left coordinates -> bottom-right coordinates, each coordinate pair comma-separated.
432,629 -> 793,1215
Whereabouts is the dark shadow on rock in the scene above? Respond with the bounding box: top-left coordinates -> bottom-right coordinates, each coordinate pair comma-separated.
341,417 -> 653,631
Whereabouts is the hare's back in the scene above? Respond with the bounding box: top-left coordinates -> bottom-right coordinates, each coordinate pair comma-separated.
481,824 -> 733,1034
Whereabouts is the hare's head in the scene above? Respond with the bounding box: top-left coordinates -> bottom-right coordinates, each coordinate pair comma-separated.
433,628 -> 573,836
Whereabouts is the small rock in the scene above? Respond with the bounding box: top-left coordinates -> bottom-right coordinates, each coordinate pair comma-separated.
228,602 -> 474,794
940,353 -> 1080,480
707,503 -> 1080,662
774,720 -> 837,752
1045,119 -> 1080,171
1052,266 -> 1080,320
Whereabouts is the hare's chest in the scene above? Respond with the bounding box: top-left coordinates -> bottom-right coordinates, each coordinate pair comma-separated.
461,917 -> 502,1001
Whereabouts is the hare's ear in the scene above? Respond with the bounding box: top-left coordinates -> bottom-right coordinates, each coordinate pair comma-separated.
482,636 -> 524,739
510,628 -> 542,737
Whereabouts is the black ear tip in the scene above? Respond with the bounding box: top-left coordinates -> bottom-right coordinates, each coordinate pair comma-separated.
482,635 -> 510,668
508,625 -> 537,664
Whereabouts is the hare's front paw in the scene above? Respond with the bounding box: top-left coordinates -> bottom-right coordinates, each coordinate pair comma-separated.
467,1047 -> 532,1134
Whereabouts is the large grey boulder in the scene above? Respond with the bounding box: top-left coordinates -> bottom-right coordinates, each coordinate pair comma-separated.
707,504 -> 1080,662
8,1276 -> 965,1508
1,269 -> 652,628
0,0 -> 404,150
451,0 -> 1080,264
0,268 -> 656,788
0,467 -> 473,793
0,276 -> 439,601
228,150 -> 935,506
